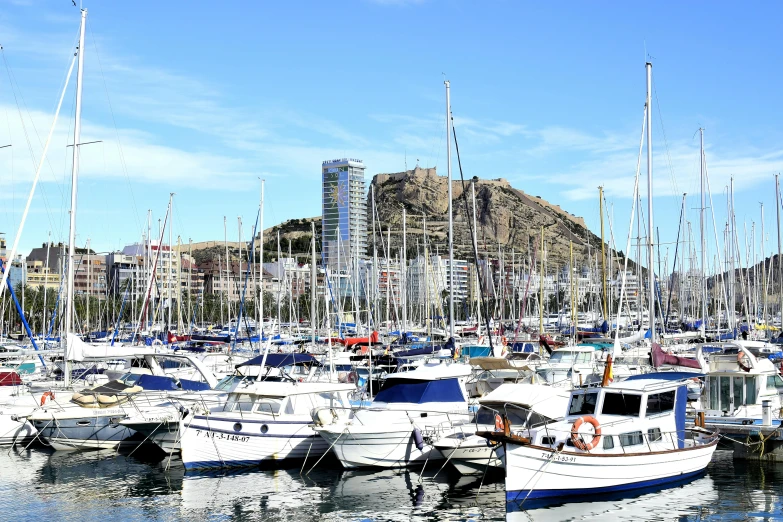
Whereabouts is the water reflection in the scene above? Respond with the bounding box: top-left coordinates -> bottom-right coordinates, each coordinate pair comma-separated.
0,446 -> 782,520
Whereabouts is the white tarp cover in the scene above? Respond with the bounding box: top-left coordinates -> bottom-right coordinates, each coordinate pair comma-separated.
479,383 -> 570,419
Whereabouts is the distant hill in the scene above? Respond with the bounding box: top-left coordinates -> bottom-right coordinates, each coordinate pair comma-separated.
371,166 -> 620,269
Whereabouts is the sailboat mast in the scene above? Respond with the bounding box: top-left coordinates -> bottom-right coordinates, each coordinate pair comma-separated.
167,193 -> 174,336
402,207 -> 407,334
539,226 -> 544,334
700,128 -> 707,336
311,221 -> 316,346
445,80 -> 455,340
599,186 -> 607,321
65,8 -> 87,387
776,174 -> 782,331
259,180 -> 264,337
645,61 -> 656,344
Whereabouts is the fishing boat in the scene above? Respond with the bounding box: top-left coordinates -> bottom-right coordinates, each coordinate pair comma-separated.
480,374 -> 718,508
312,361 -> 472,469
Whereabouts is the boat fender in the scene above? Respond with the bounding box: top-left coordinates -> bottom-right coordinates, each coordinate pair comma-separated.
571,415 -> 602,451
315,408 -> 336,427
412,427 -> 425,451
40,391 -> 55,406
346,371 -> 358,384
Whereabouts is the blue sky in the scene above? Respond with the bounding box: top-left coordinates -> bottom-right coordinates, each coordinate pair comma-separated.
1,1 -> 782,273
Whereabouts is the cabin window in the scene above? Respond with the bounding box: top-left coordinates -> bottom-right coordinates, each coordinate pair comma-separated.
746,377 -> 757,404
233,394 -> 255,413
708,376 -> 719,410
620,431 -> 644,447
647,428 -> 662,442
733,376 -> 744,406
601,392 -> 641,416
541,436 -> 556,446
766,375 -> 783,391
550,351 -> 576,364
575,352 -> 592,364
646,390 -> 676,415
719,376 -> 731,411
603,436 -> 615,450
256,400 -> 281,414
568,392 -> 598,416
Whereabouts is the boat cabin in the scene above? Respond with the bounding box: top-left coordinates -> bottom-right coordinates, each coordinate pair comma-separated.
511,377 -> 689,454
536,346 -> 603,386
701,346 -> 782,417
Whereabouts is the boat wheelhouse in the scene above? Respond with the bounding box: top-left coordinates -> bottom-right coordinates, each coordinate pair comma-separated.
480,375 -> 717,507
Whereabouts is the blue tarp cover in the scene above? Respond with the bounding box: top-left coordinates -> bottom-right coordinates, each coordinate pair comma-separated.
179,379 -> 211,391
394,346 -> 439,358
374,378 -> 464,404
237,353 -> 320,368
137,374 -> 179,391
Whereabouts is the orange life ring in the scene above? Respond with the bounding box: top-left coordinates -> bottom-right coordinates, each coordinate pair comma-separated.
571,415 -> 601,451
40,391 -> 55,406
494,413 -> 505,432
738,351 -> 751,373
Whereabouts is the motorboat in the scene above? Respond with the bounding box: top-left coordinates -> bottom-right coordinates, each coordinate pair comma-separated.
179,376 -> 354,469
313,361 -> 472,469
121,352 -> 332,454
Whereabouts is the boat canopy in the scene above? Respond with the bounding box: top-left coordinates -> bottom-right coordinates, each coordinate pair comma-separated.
237,353 -> 321,368
625,372 -> 704,382
374,378 -> 464,404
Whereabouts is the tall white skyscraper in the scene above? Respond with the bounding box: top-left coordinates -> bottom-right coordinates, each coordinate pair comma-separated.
321,158 -> 367,271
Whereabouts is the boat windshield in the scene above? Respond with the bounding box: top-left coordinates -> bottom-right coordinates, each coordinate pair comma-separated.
568,391 -> 598,415
476,403 -> 529,426
549,351 -> 576,364
767,374 -> 783,391
550,351 -> 592,364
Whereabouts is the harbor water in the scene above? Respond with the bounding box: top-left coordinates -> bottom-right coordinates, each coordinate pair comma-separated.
0,446 -> 780,520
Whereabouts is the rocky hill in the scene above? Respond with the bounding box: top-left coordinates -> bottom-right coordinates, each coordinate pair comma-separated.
371,166 -> 615,268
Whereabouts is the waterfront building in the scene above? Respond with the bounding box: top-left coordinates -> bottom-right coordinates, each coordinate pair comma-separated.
7,255 -> 26,290
321,158 -> 368,273
121,243 -> 181,303
26,260 -> 61,291
73,253 -> 107,298
408,255 -> 469,304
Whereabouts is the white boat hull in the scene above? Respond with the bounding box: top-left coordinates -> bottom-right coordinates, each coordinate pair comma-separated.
180,415 -> 328,469
0,410 -> 36,446
502,440 -> 717,504
434,434 -> 501,475
317,426 -> 445,469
